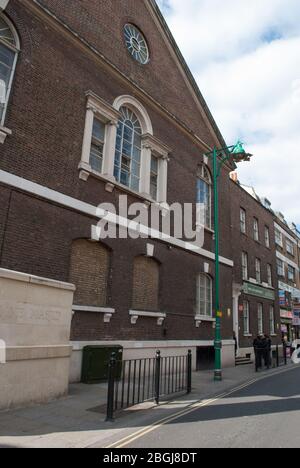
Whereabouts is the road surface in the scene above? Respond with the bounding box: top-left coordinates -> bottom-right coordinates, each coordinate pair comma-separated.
112,366 -> 300,448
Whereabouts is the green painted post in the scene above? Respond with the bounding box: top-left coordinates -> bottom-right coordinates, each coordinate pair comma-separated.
213,148 -> 222,382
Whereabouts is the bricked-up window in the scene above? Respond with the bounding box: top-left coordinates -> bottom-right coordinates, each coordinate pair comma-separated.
0,14 -> 19,125
69,240 -> 110,307
114,107 -> 142,192
243,301 -> 250,335
196,274 -> 212,318
132,257 -> 160,311
197,165 -> 212,229
240,208 -> 246,234
258,304 -> 263,335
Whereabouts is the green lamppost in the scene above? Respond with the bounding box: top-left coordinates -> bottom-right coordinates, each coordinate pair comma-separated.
205,141 -> 252,381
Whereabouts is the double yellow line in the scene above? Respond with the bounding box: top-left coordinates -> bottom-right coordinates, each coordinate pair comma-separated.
105,366 -> 295,448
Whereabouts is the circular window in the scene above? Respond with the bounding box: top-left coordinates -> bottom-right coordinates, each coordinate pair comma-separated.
124,24 -> 149,65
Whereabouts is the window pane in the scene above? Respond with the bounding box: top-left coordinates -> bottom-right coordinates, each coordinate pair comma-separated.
92,118 -> 105,141
197,177 -> 211,228
0,17 -> 16,46
0,42 -> 15,121
114,107 -> 141,191
90,142 -> 103,173
197,274 -> 212,317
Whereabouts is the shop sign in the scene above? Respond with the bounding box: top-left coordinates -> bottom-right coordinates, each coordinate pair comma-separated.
243,282 -> 275,300
280,309 -> 293,319
293,309 -> 300,326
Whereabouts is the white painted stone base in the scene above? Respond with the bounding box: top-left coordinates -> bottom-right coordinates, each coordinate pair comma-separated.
0,268 -> 75,410
70,340 -> 235,383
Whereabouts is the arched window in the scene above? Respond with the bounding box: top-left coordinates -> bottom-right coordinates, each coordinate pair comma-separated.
197,165 -> 212,229
114,106 -> 142,192
196,274 -> 212,318
0,14 -> 19,125
132,256 -> 160,312
69,239 -> 110,307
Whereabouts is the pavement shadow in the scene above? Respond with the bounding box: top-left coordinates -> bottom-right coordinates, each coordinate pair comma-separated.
0,366 -> 299,445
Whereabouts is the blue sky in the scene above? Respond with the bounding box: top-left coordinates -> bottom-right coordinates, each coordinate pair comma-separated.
157,0 -> 300,228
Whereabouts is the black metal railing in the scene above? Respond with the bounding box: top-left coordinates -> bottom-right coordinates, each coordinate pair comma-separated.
106,350 -> 192,421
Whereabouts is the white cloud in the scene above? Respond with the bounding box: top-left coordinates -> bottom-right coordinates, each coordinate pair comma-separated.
157,0 -> 300,226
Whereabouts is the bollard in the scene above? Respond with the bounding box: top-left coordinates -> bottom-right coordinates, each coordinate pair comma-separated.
284,344 -> 287,366
276,345 -> 279,368
154,350 -> 161,405
187,350 -> 192,394
106,352 -> 117,422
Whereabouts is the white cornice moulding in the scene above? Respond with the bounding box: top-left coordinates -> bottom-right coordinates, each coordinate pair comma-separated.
0,169 -> 234,267
0,0 -> 10,11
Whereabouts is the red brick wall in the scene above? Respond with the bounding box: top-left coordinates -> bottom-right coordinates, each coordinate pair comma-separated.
0,1 -> 235,343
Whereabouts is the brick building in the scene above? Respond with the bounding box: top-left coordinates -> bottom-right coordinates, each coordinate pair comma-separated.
274,214 -> 300,342
0,0 -> 236,381
230,179 -> 281,359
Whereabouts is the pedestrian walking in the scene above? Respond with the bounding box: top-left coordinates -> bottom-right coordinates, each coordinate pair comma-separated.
264,334 -> 272,369
253,335 -> 262,371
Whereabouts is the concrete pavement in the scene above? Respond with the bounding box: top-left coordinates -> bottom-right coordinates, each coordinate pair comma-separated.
0,363 -> 296,448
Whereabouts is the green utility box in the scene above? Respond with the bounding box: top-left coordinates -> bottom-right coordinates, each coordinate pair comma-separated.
81,345 -> 123,384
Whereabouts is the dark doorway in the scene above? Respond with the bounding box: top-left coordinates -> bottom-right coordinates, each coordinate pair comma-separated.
196,346 -> 215,371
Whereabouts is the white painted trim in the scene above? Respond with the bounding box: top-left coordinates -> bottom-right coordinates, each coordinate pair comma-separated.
0,12 -> 20,126
113,95 -> 153,135
129,310 -> 166,319
72,305 -> 115,314
0,169 -> 234,267
195,315 -> 216,323
0,267 -> 75,291
274,222 -> 297,245
71,339 -> 235,351
129,310 -> 166,326
276,251 -> 298,270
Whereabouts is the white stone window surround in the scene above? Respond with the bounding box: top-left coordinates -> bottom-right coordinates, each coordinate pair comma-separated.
129,310 -> 166,326
79,93 -> 171,209
0,11 -> 20,143
72,305 -> 115,323
78,91 -> 121,181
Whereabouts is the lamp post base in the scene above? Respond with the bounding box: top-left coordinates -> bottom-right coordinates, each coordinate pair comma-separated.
214,370 -> 223,382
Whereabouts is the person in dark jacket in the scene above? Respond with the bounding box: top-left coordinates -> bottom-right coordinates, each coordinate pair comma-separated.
264,334 -> 272,368
233,331 -> 238,357
253,335 -> 262,370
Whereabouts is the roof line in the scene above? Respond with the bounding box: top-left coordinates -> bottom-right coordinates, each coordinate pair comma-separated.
149,0 -> 228,150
